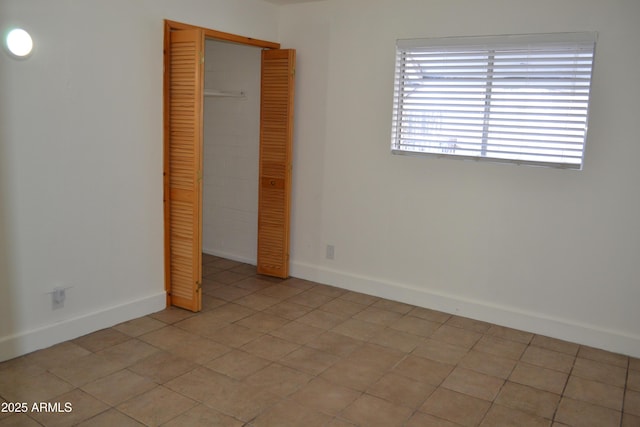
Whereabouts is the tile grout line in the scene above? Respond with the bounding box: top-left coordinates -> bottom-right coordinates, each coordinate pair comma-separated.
620,357 -> 629,427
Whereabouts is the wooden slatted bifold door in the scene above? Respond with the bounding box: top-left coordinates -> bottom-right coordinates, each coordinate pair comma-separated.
257,49 -> 296,278
164,29 -> 204,312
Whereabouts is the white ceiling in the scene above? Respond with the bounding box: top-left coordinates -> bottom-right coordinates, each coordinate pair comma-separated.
262,0 -> 325,5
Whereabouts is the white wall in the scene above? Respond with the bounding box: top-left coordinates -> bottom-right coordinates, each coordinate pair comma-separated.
202,40 -> 261,264
0,0 -> 279,361
280,0 -> 640,357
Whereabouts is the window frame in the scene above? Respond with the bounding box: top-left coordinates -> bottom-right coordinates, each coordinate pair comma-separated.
390,32 -> 597,169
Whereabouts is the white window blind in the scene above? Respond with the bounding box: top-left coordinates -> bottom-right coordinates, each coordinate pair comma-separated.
391,32 -> 597,169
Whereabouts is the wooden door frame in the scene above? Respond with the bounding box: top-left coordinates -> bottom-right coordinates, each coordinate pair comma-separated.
163,20 -> 281,308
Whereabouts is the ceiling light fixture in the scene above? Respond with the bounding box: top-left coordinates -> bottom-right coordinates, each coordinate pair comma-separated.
5,28 -> 33,58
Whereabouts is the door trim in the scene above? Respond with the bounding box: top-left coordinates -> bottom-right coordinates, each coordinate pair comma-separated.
163,20 -> 284,309
165,20 -> 280,49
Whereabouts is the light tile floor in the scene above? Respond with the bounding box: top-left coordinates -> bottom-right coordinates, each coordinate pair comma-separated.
1,254 -> 639,426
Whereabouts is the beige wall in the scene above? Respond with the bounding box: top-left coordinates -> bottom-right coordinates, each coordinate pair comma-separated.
279,0 -> 640,356
0,0 -> 279,360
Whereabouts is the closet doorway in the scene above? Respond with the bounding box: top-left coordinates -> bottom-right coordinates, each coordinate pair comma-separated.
163,20 -> 295,312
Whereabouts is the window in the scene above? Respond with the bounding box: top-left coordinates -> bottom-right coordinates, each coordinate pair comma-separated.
391,32 -> 597,169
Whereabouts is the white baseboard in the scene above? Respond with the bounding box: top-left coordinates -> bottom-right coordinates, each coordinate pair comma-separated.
0,291 -> 166,362
290,260 -> 640,358
202,247 -> 256,266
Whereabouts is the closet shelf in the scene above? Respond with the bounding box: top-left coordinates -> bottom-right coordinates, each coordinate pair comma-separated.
204,89 -> 246,98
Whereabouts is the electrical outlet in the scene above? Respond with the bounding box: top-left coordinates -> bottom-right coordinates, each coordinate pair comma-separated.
52,288 -> 65,310
326,244 -> 335,260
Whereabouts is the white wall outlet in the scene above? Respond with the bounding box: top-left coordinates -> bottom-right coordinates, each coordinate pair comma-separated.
326,244 -> 335,260
52,287 -> 66,310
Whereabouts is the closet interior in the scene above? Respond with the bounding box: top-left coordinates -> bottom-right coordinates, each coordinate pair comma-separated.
202,39 -> 262,265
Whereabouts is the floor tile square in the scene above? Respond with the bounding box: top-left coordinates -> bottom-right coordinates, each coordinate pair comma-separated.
205,349 -> 271,380
319,298 -> 367,316
578,345 -> 628,368
555,397 -> 621,427
371,299 -> 413,314
76,409 -> 145,427
393,354 -> 454,386
345,343 -> 405,370
407,307 -> 451,323
240,335 -> 300,361
309,284 -> 347,298
495,381 -> 560,419
306,331 -> 364,357
572,357 -> 627,387
0,413 -> 43,426
405,411 -> 460,427
628,369 -> 640,392
244,363 -> 312,397
279,346 -> 339,375
412,338 -> 470,365
0,371 -> 74,403
486,325 -> 534,344
201,380 -> 280,422
479,404 -> 550,427
367,372 -> 435,409
138,325 -> 199,350
161,404 -> 243,427
270,321 -> 325,345
331,318 -> 384,341
149,307 -> 196,324
368,328 -> 422,353
286,290 -> 335,308
72,328 -> 131,353
459,349 -> 517,379
564,375 -> 624,410
262,301 -> 312,320
81,369 -> 156,406
257,284 -> 306,300
531,335 -> 580,356
128,351 -> 196,384
441,367 -> 504,401
30,389 -> 110,427
339,291 -> 380,306
520,346 -> 575,374
3,257 -> 638,427
164,367 -> 236,403
117,386 -> 196,426
297,309 -> 349,330
50,353 -> 125,387
24,342 -> 91,371
320,358 -> 387,391
342,394 -> 413,427
291,378 -> 360,415
352,307 -> 403,326
235,312 -> 290,333
205,323 -> 263,348
622,413 -> 640,427
233,293 -> 280,311
474,334 -> 527,360
390,316 -> 440,337
95,339 -> 159,367
113,316 -> 166,337
509,362 -> 568,394
251,399 -> 333,427
429,325 -> 482,349
445,315 -> 492,333
625,389 -> 640,416
420,388 -> 491,427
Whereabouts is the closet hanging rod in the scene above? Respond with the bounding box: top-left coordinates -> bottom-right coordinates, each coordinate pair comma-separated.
204,89 -> 246,98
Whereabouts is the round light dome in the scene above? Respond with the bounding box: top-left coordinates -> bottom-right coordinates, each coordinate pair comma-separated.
6,28 -> 33,57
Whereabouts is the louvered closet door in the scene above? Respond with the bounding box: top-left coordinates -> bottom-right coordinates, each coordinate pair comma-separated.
257,49 -> 296,278
166,29 -> 203,312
